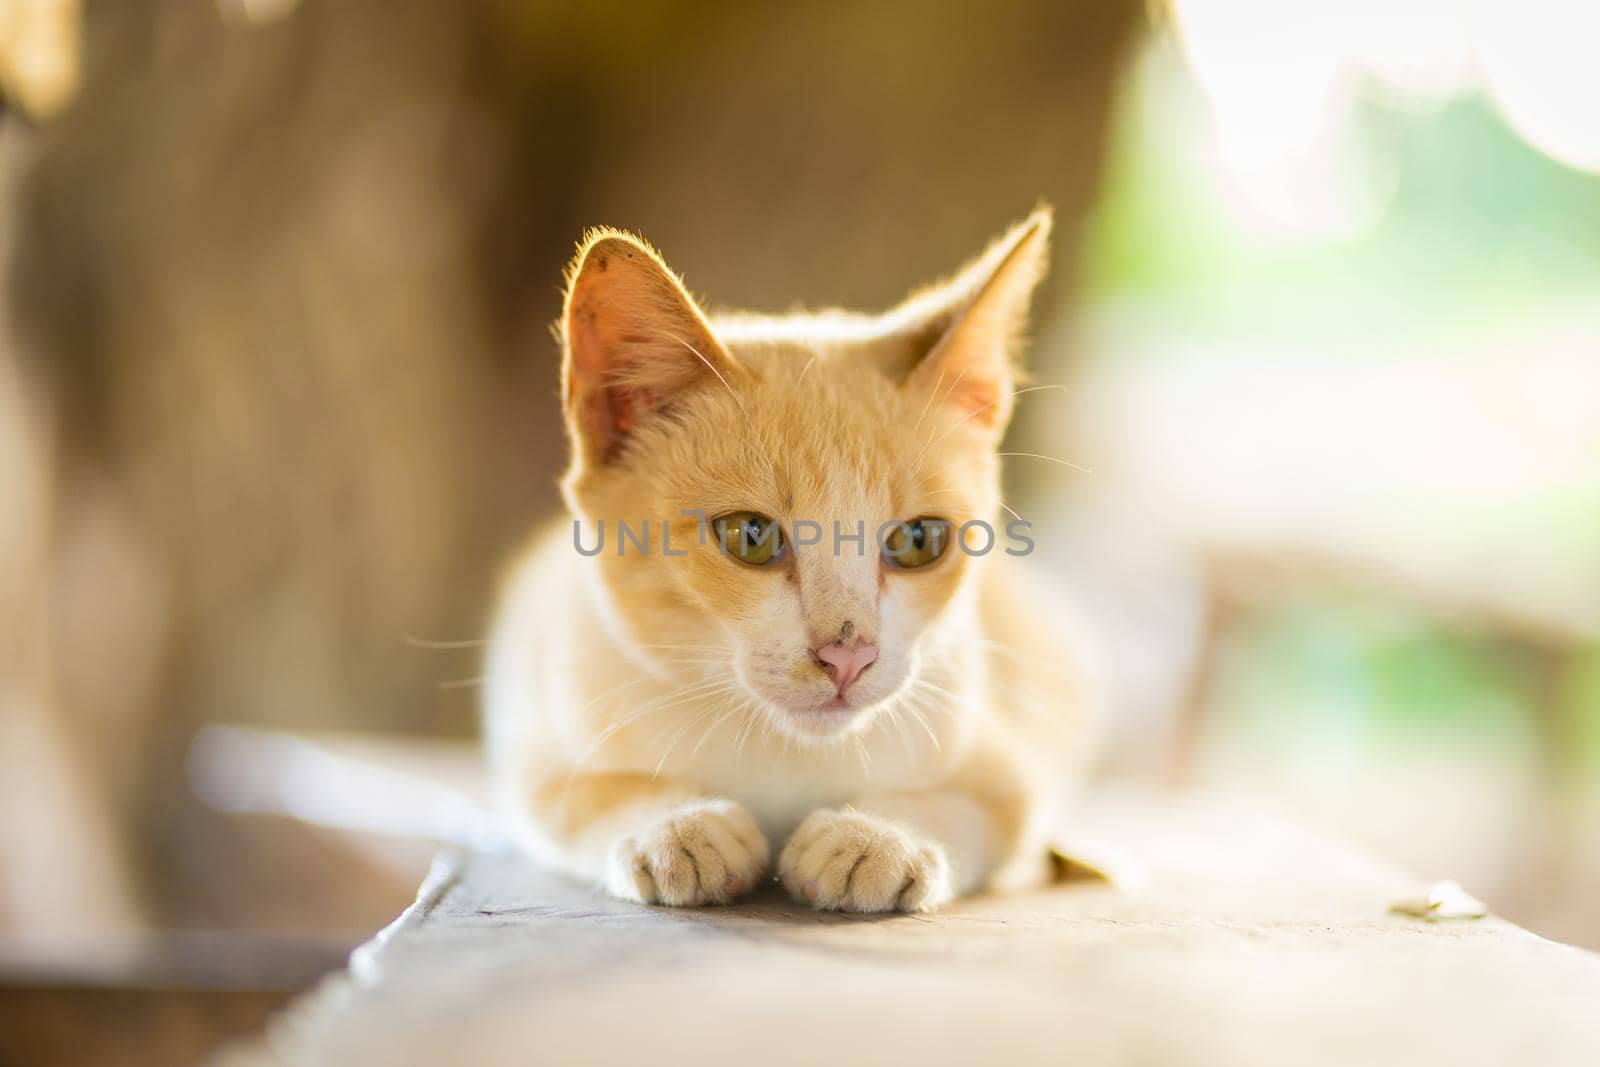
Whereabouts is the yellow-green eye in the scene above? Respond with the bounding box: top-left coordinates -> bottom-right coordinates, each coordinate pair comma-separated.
713,511 -> 784,566
882,517 -> 950,569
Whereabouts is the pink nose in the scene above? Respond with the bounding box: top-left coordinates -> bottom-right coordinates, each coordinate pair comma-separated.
815,640 -> 879,694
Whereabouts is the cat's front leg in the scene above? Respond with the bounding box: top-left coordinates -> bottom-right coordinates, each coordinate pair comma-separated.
518,772 -> 770,907
778,788 -> 1009,913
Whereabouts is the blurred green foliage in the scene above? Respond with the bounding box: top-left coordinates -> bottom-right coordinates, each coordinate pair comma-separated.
1084,46 -> 1600,327
1080,43 -> 1600,768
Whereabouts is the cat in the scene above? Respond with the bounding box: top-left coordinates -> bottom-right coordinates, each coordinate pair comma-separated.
483,210 -> 1097,912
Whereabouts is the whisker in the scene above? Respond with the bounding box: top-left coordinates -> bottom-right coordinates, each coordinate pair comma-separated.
665,332 -> 743,409
851,733 -> 872,773
910,368 -> 947,437
734,706 -> 761,764
995,451 -> 1092,475
529,640 -> 732,653
996,498 -> 1026,523
537,678 -> 741,820
575,674 -> 655,718
405,635 -> 486,650
939,368 -> 968,410
885,705 -> 918,762
911,383 -> 1071,478
908,368 -> 971,474
652,702 -> 726,779
901,697 -> 943,751
558,685 -> 745,798
974,675 -> 1079,737
574,678 -> 739,760
909,677 -> 965,705
689,704 -> 744,760
546,675 -> 730,823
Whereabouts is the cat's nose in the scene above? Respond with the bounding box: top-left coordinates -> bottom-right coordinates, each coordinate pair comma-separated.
814,639 -> 878,695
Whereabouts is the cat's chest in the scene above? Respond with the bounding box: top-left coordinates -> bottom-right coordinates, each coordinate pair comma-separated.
687,744 -> 927,844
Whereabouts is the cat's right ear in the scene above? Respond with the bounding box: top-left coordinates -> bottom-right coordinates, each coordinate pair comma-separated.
892,209 -> 1052,437
560,229 -> 742,465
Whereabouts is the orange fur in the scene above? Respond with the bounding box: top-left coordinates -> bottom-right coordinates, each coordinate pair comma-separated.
484,209 -> 1097,911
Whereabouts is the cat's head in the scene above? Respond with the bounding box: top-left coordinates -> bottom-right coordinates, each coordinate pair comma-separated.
558,211 -> 1051,742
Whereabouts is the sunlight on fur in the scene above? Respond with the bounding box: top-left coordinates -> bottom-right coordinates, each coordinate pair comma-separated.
484,210 -> 1097,912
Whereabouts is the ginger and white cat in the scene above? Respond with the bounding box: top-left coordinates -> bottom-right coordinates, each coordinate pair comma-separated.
484,210 -> 1095,912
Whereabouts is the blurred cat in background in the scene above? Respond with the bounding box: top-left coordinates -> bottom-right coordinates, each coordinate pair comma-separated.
485,211 -> 1096,912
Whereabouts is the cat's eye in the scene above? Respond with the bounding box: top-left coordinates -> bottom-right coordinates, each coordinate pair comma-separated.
882,517 -> 950,569
712,511 -> 785,566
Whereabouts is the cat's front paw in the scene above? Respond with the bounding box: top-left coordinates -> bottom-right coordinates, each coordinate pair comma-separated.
779,809 -> 953,913
606,799 -> 770,907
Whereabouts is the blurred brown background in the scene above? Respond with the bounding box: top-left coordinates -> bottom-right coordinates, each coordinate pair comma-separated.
1,2 -> 1136,1059
4,0 -> 1599,1063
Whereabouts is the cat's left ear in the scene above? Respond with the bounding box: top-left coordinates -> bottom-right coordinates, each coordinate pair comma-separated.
898,208 -> 1053,435
560,229 -> 743,465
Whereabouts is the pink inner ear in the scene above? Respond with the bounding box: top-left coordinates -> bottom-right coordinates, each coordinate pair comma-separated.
568,288 -> 668,459
949,377 -> 1002,426
579,381 -> 655,462
568,293 -> 623,456
567,291 -> 610,381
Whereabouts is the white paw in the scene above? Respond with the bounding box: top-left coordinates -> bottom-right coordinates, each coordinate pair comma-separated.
606,799 -> 770,907
779,809 -> 954,913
